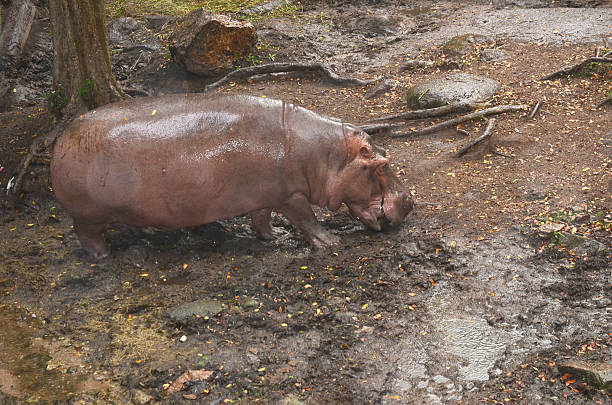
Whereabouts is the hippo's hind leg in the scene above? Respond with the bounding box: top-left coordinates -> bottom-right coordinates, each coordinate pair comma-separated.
279,193 -> 340,249
251,208 -> 284,240
73,219 -> 109,260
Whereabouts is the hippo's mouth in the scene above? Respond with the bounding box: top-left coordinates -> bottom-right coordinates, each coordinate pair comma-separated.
349,197 -> 387,231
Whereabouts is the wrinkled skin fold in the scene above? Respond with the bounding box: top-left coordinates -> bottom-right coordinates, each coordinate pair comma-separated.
51,94 -> 414,259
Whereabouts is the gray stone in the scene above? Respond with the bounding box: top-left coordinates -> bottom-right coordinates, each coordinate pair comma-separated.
108,17 -> 142,44
131,389 -> 153,405
400,59 -> 435,71
558,360 -> 612,391
365,79 -> 395,99
0,84 -> 40,111
279,394 -> 305,405
433,375 -> 451,384
405,73 -> 500,109
555,232 -> 607,255
167,299 -> 224,323
356,14 -> 399,37
537,222 -> 564,238
442,34 -> 490,58
480,48 -> 511,62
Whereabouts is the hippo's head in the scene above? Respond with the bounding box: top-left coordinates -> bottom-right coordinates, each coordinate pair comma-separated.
329,132 -> 414,231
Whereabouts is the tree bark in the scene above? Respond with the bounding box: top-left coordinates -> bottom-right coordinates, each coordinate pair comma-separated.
48,0 -> 124,116
0,0 -> 36,68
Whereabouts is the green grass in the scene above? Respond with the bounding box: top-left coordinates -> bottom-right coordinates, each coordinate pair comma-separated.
105,0 -> 300,19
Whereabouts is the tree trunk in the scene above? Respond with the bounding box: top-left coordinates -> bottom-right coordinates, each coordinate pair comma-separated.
0,0 -> 36,69
48,0 -> 124,116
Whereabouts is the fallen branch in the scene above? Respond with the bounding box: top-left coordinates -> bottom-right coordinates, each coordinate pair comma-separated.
528,101 -> 542,119
391,104 -> 527,138
203,62 -> 375,92
540,56 -> 612,81
365,102 -> 488,123
454,118 -> 496,158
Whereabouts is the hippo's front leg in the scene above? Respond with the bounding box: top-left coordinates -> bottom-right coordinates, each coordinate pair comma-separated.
279,193 -> 340,249
251,208 -> 285,240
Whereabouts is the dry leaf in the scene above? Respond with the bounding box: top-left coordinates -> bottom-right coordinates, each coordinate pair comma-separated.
166,369 -> 213,394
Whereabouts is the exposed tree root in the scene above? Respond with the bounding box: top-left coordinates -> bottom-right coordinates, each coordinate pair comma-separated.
596,97 -> 611,108
203,62 -> 375,92
9,117 -> 71,196
391,104 -> 527,138
364,102 -> 488,123
454,118 -> 496,158
360,122 -> 404,134
540,56 -> 612,81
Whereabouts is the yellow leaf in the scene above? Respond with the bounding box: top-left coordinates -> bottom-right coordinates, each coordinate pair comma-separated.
362,303 -> 369,310
152,109 -> 157,115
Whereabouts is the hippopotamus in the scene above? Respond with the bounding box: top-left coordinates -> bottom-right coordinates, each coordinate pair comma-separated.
51,94 -> 413,259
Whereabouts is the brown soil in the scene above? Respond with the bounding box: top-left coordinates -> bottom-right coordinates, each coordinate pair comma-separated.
0,1 -> 610,404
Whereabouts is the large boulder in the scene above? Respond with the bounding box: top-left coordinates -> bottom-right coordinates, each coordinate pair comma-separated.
405,73 -> 500,109
169,9 -> 257,76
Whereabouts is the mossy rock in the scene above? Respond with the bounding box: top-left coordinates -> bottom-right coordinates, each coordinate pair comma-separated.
442,33 -> 490,57
405,73 -> 500,109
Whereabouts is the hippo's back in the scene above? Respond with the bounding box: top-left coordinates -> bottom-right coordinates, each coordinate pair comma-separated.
51,94 -> 289,228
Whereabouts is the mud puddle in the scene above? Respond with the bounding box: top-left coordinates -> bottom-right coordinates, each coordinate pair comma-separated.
0,305 -> 106,403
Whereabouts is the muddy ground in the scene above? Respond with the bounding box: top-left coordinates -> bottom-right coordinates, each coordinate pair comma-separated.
1,1 -> 611,404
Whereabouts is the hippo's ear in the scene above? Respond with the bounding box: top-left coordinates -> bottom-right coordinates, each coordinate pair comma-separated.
360,145 -> 374,158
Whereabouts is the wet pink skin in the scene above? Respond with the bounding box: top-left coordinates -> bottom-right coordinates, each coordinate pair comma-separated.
51,94 -> 413,259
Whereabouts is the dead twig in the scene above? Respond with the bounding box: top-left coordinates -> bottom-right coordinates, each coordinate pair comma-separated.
203,62 -> 375,93
392,104 -> 527,138
454,118 -> 496,158
365,102 -> 488,123
540,56 -> 612,81
528,101 -> 542,119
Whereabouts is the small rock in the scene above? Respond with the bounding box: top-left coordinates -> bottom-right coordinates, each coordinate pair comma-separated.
480,48 -> 510,62
555,232 -> 606,254
400,59 -> 435,71
442,34 -> 490,58
108,17 -> 142,44
0,84 -> 41,111
405,73 -> 500,109
279,394 -> 305,405
558,360 -> 612,391
131,389 -> 153,405
537,222 -> 564,238
433,375 -> 451,384
167,300 -> 224,323
143,15 -> 171,32
402,242 -> 421,258
365,79 -> 395,99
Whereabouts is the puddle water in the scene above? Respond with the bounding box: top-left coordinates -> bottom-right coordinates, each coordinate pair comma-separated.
0,306 -> 87,402
440,318 -> 507,382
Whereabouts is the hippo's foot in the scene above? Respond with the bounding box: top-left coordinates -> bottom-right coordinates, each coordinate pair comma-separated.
309,231 -> 340,250
74,220 -> 109,261
250,208 -> 285,240
280,193 -> 340,249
